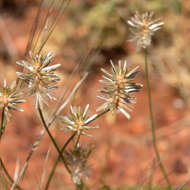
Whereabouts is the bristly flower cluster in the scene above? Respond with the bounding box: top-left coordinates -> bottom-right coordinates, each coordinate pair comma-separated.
59,105 -> 99,137
97,60 -> 142,119
127,11 -> 164,50
65,146 -> 93,185
16,51 -> 60,106
0,80 -> 25,117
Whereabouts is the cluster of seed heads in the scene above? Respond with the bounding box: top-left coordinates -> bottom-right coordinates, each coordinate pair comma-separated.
60,104 -> 99,137
0,10 -> 164,186
127,11 -> 164,50
0,80 -> 25,118
65,146 -> 93,185
16,51 -> 60,106
97,60 -> 143,119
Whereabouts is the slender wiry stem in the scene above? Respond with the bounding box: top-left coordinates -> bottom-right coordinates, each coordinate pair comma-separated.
76,182 -> 84,190
45,109 -> 110,189
74,134 -> 81,149
86,109 -> 110,125
11,130 -> 45,190
144,49 -> 171,189
0,157 -> 23,190
45,132 -> 76,190
37,100 -> 71,174
12,74 -> 88,189
48,72 -> 88,127
0,107 -> 6,140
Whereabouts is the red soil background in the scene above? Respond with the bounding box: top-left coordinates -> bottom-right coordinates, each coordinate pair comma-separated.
1,1 -> 190,189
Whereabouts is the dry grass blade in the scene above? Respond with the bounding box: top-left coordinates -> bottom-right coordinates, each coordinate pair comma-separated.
38,148 -> 51,190
13,159 -> 20,185
50,72 -> 88,125
0,172 -> 10,190
12,72 -> 88,189
174,179 -> 190,190
24,0 -> 45,56
10,130 -> 45,190
35,0 -> 72,55
25,0 -> 71,56
48,44 -> 102,125
0,158 -> 23,190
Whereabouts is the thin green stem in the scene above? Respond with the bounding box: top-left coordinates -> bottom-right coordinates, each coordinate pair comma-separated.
0,157 -> 23,190
86,109 -> 110,125
74,134 -> 81,149
45,109 -> 110,189
37,101 -> 71,174
76,181 -> 84,190
45,132 -> 76,190
0,107 -> 6,140
144,49 -> 171,190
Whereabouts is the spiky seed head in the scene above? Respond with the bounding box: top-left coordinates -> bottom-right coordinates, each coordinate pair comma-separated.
127,11 -> 164,50
97,60 -> 143,119
0,80 -> 25,117
59,104 -> 99,137
65,146 -> 93,185
16,51 -> 60,106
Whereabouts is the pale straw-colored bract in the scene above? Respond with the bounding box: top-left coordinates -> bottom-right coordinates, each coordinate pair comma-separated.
16,51 -> 60,106
0,80 -> 25,117
60,104 -> 98,137
127,11 -> 164,50
97,60 -> 143,119
65,146 -> 92,185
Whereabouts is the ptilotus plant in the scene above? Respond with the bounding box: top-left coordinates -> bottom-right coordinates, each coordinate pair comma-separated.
0,80 -> 25,140
16,51 -> 60,106
65,146 -> 93,186
128,12 -> 172,190
60,104 -> 99,137
127,11 -> 164,50
0,1 -> 146,190
97,60 -> 143,119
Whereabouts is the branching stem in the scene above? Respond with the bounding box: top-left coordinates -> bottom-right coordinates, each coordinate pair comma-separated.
37,101 -> 71,173
45,132 -> 76,190
144,49 -> 171,190
0,157 -> 23,190
0,107 -> 6,140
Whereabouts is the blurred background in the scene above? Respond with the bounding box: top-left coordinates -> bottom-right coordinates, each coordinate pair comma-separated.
1,0 -> 190,189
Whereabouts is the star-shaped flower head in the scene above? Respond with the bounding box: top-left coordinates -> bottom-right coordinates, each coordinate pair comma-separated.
0,80 -> 25,118
60,104 -> 98,137
65,146 -> 93,185
16,51 -> 60,106
127,11 -> 164,50
97,60 -> 143,119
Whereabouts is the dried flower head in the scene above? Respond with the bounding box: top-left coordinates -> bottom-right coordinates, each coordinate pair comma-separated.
60,104 -> 98,137
97,60 -> 142,119
65,146 -> 93,185
16,51 -> 60,106
0,80 -> 25,117
127,11 -> 164,50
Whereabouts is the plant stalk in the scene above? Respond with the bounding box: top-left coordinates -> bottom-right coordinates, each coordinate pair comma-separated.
144,49 -> 171,190
45,109 -> 110,189
0,107 -> 6,140
45,132 -> 76,190
37,100 -> 71,173
0,157 -> 23,190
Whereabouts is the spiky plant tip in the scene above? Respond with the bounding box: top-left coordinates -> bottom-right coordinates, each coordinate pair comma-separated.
97,60 -> 143,119
65,146 -> 93,185
127,11 -> 164,50
0,80 -> 25,117
16,51 -> 60,106
59,104 -> 99,137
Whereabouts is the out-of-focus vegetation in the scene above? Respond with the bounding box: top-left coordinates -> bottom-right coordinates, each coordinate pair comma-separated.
1,0 -> 190,104
41,0 -> 190,105
1,0 -> 190,189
